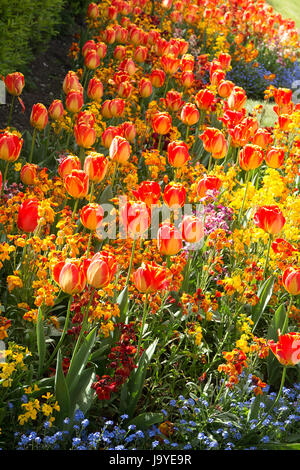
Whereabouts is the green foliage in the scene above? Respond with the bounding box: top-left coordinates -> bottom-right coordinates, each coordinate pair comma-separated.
0,0 -> 65,76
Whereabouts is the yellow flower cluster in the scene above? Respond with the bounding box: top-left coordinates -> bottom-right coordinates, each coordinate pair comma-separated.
0,343 -> 30,388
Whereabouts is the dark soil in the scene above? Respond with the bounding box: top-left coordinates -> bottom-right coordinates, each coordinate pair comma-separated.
0,34 -> 74,133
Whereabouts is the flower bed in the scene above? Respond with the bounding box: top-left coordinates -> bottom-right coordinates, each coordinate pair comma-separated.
0,0 -> 299,451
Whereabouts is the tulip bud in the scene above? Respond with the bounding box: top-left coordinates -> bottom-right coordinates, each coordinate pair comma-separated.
80,203 -> 104,231
5,72 -> 25,96
30,103 -> 48,130
0,131 -> 23,162
84,152 -> 109,182
157,223 -> 183,256
95,42 -> 107,59
120,200 -> 150,238
63,71 -> 82,94
132,180 -> 161,207
133,261 -> 168,293
167,140 -> 190,168
65,90 -> 84,114
86,252 -> 117,288
182,215 -> 204,244
238,144 -> 264,171
253,205 -> 286,235
134,46 -> 148,63
195,89 -> 215,111
109,98 -> 125,117
165,90 -> 184,112
74,123 -> 96,149
64,169 -> 89,199
87,3 -> 99,19
114,45 -> 127,61
109,136 -> 130,163
197,176 -> 222,198
85,49 -> 100,70
17,198 -> 40,233
180,103 -> 199,126
282,267 -> 300,296
53,260 -> 87,295
101,126 -> 120,148
228,86 -> 247,111
150,69 -> 166,88
218,80 -> 234,98
138,78 -> 153,98
278,114 -> 291,131
181,71 -> 194,88
121,121 -> 136,142
199,127 -> 227,159
265,147 -> 285,168
117,81 -> 133,99
161,54 -> 181,75
101,100 -> 113,119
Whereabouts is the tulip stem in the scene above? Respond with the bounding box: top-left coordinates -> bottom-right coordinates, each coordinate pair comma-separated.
89,181 -> 95,202
110,162 -> 119,189
44,295 -> 73,371
163,74 -> 170,98
7,95 -> 15,128
1,161 -> 10,196
238,171 -> 250,224
137,292 -> 149,358
70,287 -> 95,361
185,125 -> 190,142
158,134 -> 163,154
86,231 -> 93,258
208,153 -> 213,173
182,250 -> 193,292
79,147 -> 85,167
71,199 -> 79,224
282,296 -> 292,335
28,128 -> 37,164
125,237 -> 137,287
263,233 -> 273,279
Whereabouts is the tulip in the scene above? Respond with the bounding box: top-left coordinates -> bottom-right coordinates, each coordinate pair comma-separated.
48,99 -> 64,121
157,223 -> 183,256
199,127 -> 227,164
163,182 -> 186,209
227,86 -> 247,111
265,147 -> 285,168
152,112 -> 172,135
181,54 -> 194,72
17,198 -> 40,233
87,77 -> 103,103
0,131 -> 23,162
84,49 -> 100,70
109,98 -> 125,118
109,136 -> 130,164
87,2 -> 99,19
150,69 -> 166,88
164,90 -> 184,113
4,72 -> 25,96
161,54 -> 181,75
278,114 -> 291,131
180,103 -> 199,127
117,81 -> 133,99
138,78 -> 153,98
218,52 -> 231,70
132,180 -> 161,208
114,45 -> 127,61
62,71 -> 82,94
252,128 -> 273,149
101,126 -> 120,148
182,215 -> 204,244
121,122 -> 136,142
120,58 -> 136,76
271,238 -> 297,257
53,259 -> 87,295
74,123 -> 96,152
80,203 -> 104,231
0,170 -> 2,193
134,46 -> 148,63
30,103 -> 48,131
86,251 -> 117,288
167,140 -> 190,168
65,90 -> 84,114
195,89 -> 215,111
77,110 -> 95,128
120,200 -> 150,239
218,80 -> 235,98
101,100 -> 113,119
274,88 -> 293,107
269,331 -> 300,366
282,267 -> 300,296
64,169 -> 89,199
103,27 -> 116,44
84,152 -> 108,183
58,155 -> 81,178
197,176 -> 222,198
238,144 -> 264,171
20,163 -> 37,185
133,261 -> 168,293
95,42 -> 107,59
181,71 -> 194,88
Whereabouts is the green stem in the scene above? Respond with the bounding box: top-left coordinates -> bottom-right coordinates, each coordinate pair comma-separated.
7,95 -> 15,128
79,147 -> 85,167
86,231 -> 93,257
125,237 -> 137,287
238,171 -> 250,224
158,134 -> 163,154
1,161 -> 10,196
137,292 -> 149,357
262,233 -> 273,279
182,250 -> 193,292
208,153 -> 213,173
163,74 -> 170,98
70,287 -> 95,360
28,128 -> 37,164
282,296 -> 292,334
89,181 -> 95,202
71,198 -> 79,224
44,296 -> 73,371
110,161 -> 119,189
185,125 -> 190,142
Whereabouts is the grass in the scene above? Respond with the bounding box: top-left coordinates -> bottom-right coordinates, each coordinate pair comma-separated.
246,99 -> 278,127
268,0 -> 300,29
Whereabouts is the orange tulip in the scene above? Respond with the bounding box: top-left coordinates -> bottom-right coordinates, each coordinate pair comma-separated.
101,100 -> 113,119
74,123 -> 96,149
157,223 -> 183,256
227,86 -> 247,111
80,203 -> 104,231
278,114 -> 291,131
0,131 -> 23,162
109,98 -> 125,118
53,259 -> 87,295
64,169 -> 89,199
182,215 -> 204,244
163,182 -> 186,208
274,88 -> 293,107
195,89 -> 215,111
101,126 -> 120,148
132,180 -> 161,208
181,71 -> 194,88
4,72 -> 25,96
253,205 -> 286,235
161,54 -> 181,75
252,128 -> 273,149
167,140 -> 190,168
138,78 -> 153,98
150,69 -> 166,88
84,152 -> 108,182
30,103 -> 48,130
113,45 -> 127,61
133,261 -> 168,293
58,155 -> 81,178
95,42 -> 107,59
63,71 -> 82,94
199,127 -> 227,159
120,58 -> 136,76
164,90 -> 184,112
120,200 -> 150,238
117,81 -> 133,99
109,136 -> 130,163
20,163 -> 37,185
152,112 -> 172,135
218,52 -> 231,70
197,176 -> 222,198
238,144 -> 264,171
17,198 -> 40,233
84,49 -> 100,70
265,147 -> 285,168
87,2 -> 99,19
48,99 -> 64,121
86,251 -> 118,288
180,103 -> 199,126
65,90 -> 84,114
218,80 -> 235,98
282,267 -> 300,296
87,77 -> 103,103
77,110 -> 95,128
134,46 -> 148,63
269,331 -> 300,366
